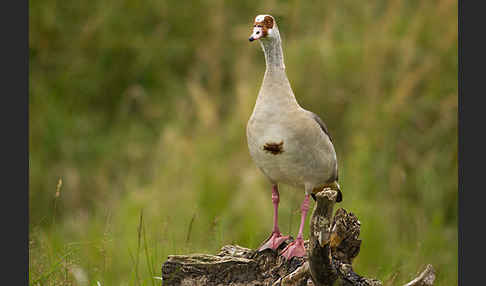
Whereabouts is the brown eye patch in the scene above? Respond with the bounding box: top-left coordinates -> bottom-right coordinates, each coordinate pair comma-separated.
263,16 -> 274,29
253,16 -> 274,37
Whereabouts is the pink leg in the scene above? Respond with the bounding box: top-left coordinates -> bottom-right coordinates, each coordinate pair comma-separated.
281,194 -> 310,259
258,185 -> 290,251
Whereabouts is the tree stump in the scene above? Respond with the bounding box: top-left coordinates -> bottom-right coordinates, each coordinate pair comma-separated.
161,189 -> 435,286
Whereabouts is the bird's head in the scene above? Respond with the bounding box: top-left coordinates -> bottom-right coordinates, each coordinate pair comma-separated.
249,14 -> 276,42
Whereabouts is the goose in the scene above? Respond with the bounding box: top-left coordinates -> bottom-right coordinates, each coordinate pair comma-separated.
246,14 -> 342,259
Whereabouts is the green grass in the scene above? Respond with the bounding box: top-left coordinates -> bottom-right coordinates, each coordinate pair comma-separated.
29,0 -> 457,285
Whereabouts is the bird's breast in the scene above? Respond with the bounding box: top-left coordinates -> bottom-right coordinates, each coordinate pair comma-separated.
246,110 -> 337,188
247,116 -> 305,186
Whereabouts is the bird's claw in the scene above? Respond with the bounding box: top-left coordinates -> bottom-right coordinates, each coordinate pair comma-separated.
258,231 -> 289,251
280,237 -> 306,259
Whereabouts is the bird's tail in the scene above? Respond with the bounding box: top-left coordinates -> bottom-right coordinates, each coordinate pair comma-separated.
335,182 -> 342,203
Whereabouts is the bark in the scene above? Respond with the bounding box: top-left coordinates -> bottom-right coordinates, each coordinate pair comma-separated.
161,189 -> 435,286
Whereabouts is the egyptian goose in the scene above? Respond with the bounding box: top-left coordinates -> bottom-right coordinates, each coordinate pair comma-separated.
246,14 -> 341,259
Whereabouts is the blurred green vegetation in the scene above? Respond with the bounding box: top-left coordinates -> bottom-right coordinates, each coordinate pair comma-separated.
29,0 -> 457,285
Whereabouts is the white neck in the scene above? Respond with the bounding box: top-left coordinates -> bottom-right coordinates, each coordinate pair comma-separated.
255,26 -> 299,108
259,27 -> 285,71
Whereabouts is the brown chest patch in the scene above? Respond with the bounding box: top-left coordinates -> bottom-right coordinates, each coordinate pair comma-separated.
263,141 -> 284,155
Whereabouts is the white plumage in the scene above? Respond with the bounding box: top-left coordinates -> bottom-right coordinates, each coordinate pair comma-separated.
247,14 -> 340,259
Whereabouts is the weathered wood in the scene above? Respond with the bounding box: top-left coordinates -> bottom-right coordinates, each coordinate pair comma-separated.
403,264 -> 436,286
161,244 -> 306,285
307,189 -> 382,286
308,190 -> 338,285
273,262 -> 309,286
161,189 -> 435,286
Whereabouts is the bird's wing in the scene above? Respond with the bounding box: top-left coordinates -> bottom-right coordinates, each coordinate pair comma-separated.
305,110 -> 339,182
306,111 -> 334,143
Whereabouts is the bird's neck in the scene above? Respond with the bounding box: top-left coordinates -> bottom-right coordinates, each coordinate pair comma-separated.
257,31 -> 299,109
260,30 -> 285,71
